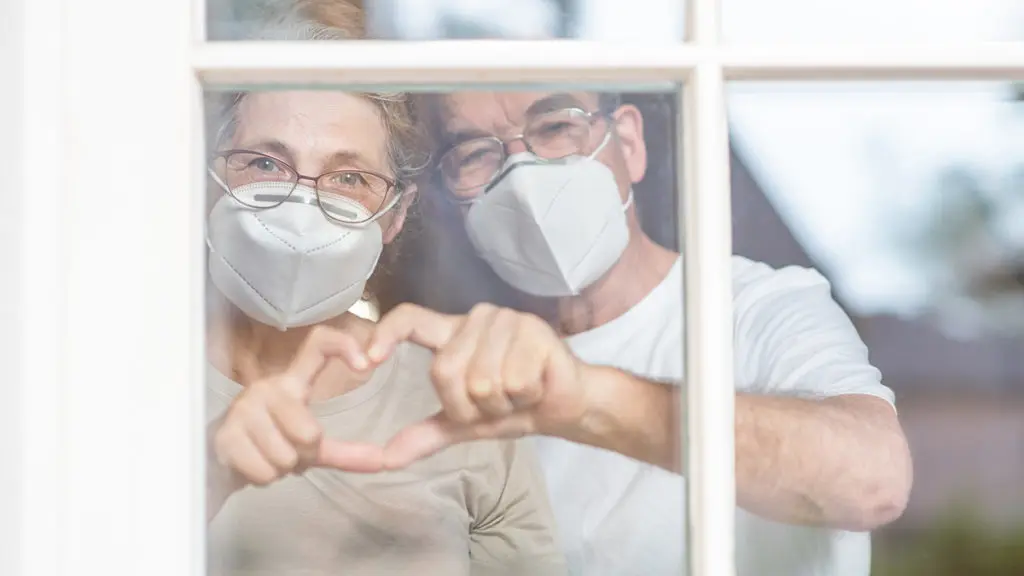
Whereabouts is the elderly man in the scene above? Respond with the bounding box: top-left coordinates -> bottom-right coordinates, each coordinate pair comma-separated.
294,90 -> 912,576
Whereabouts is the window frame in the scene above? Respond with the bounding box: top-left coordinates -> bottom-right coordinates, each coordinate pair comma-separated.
8,0 -> 1024,575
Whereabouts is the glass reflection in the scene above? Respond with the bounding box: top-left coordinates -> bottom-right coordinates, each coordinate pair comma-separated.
729,82 -> 1024,575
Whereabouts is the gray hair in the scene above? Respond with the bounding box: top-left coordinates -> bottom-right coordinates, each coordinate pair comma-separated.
208,6 -> 428,184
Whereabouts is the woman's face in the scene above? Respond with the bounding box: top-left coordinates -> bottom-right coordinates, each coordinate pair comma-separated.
227,90 -> 412,243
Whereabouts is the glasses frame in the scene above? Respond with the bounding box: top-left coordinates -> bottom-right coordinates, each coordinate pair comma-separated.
436,106 -> 613,199
208,148 -> 403,225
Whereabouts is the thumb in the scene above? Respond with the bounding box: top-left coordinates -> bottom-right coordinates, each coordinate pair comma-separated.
381,413 -> 466,470
380,412 -> 534,470
315,438 -> 385,474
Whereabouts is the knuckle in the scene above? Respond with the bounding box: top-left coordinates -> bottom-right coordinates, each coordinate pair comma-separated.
279,449 -> 300,470
247,379 -> 276,400
295,421 -> 323,446
466,378 -> 492,401
465,358 -> 496,382
392,302 -> 420,319
518,312 -> 550,334
492,306 -> 518,325
231,397 -> 262,421
448,405 -> 479,425
503,377 -> 526,394
469,302 -> 497,319
305,325 -> 328,345
268,376 -> 302,401
250,468 -> 278,487
212,426 -> 237,458
431,355 -> 463,384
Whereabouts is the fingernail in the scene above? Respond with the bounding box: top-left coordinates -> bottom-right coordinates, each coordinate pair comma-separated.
472,379 -> 493,395
367,343 -> 385,363
351,353 -> 369,371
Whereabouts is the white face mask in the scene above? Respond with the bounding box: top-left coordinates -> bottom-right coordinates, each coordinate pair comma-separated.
207,182 -> 386,330
464,137 -> 634,297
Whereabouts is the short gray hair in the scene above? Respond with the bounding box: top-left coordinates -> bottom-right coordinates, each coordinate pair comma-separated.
207,7 -> 428,184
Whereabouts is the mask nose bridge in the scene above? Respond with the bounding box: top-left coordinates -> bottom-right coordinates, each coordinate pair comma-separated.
484,158 -> 539,195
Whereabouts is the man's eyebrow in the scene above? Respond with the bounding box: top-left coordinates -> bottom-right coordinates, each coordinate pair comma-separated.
524,93 -> 587,117
441,93 -> 587,150
442,127 -> 493,151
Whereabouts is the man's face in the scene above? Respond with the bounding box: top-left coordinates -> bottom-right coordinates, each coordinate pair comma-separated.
435,91 -> 648,208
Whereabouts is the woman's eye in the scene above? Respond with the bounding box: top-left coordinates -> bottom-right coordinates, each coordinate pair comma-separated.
250,157 -> 279,172
335,172 -> 366,187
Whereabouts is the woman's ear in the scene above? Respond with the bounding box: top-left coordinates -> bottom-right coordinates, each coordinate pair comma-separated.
381,182 -> 417,244
611,104 -> 648,184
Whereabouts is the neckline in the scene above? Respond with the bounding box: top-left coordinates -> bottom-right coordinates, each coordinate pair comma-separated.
206,345 -> 401,416
564,257 -> 682,354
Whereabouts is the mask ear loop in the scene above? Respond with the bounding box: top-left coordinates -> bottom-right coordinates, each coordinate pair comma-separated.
586,127 -> 614,161
352,186 -> 404,228
622,188 -> 635,210
589,119 -> 633,211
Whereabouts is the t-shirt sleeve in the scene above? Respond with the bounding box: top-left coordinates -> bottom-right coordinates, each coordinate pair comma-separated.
465,438 -> 567,576
733,260 -> 896,409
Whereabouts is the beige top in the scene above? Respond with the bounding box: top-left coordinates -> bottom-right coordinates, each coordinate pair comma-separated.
206,342 -> 567,576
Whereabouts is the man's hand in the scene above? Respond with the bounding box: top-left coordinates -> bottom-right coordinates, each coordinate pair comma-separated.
365,303 -> 590,470
207,327 -> 384,520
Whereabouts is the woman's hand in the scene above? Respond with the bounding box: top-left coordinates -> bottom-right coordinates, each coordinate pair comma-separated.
206,327 -> 384,521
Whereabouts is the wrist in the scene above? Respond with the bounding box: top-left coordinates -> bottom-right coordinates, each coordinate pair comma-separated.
570,364 -> 622,447
569,365 -> 683,472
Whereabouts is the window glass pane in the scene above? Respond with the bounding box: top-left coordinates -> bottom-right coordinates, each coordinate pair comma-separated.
722,0 -> 1024,43
201,78 -> 690,575
730,81 -> 1024,574
206,0 -> 685,42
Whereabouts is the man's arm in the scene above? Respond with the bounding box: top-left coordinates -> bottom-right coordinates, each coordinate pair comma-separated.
315,303 -> 911,533
576,366 -> 912,532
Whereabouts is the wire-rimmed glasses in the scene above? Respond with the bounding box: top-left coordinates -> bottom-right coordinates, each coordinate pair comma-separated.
437,107 -> 610,202
209,150 -> 401,225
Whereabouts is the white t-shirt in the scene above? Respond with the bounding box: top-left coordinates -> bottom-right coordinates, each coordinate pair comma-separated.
534,256 -> 895,576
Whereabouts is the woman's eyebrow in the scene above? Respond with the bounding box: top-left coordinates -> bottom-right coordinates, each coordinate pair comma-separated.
244,139 -> 295,165
323,150 -> 376,171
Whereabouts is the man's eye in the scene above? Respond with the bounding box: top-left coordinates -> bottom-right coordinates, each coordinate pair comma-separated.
536,121 -> 573,135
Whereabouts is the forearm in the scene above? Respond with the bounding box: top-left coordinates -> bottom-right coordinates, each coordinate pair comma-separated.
569,365 -> 682,473
735,393 -> 911,531
569,367 -> 910,531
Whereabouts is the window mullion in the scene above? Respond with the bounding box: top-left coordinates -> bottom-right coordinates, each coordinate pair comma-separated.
682,0 -> 736,574
722,43 -> 1024,80
193,40 -> 697,86
58,1 -> 200,575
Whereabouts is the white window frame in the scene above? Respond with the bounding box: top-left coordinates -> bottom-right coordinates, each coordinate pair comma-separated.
8,0 -> 1024,574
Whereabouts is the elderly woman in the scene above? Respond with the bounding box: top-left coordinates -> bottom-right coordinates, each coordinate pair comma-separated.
202,4 -> 565,576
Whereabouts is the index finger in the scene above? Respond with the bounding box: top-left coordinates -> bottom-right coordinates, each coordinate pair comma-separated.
282,327 -> 368,397
368,304 -> 460,363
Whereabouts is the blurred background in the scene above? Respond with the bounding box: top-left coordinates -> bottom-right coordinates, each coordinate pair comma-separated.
209,1 -> 1024,573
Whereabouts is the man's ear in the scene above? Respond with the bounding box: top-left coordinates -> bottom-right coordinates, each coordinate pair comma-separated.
382,183 -> 417,244
611,104 -> 647,184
